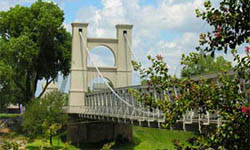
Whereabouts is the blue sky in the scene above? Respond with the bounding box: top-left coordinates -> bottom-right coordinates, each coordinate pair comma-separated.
1,0 -> 246,95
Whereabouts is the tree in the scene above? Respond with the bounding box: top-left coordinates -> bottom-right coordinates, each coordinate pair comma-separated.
0,60 -> 14,112
0,0 -> 71,105
132,52 -> 249,150
196,0 -> 250,55
131,0 -> 249,149
181,53 -> 232,77
22,91 -> 68,145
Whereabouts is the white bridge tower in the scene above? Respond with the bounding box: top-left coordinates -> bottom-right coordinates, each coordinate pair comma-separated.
69,23 -> 133,111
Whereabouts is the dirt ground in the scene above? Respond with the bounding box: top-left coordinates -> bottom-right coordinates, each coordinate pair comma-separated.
0,127 -> 10,134
0,118 -> 26,150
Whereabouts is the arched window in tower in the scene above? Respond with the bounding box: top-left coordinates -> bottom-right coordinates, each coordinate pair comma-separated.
87,46 -> 115,67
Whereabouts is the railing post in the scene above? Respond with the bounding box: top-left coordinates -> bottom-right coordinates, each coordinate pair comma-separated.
110,92 -> 112,116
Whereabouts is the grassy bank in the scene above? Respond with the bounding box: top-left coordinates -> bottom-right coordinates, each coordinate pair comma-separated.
1,114 -> 194,150
0,113 -> 20,119
118,126 -> 195,150
25,137 -> 78,150
26,126 -> 194,150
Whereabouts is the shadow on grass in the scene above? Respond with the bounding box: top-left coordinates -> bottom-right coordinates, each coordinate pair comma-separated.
116,135 -> 141,150
25,146 -> 64,150
75,136 -> 142,150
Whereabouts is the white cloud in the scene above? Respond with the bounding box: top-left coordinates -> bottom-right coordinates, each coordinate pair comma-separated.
142,32 -> 200,75
0,1 -> 16,11
63,22 -> 72,33
88,54 -> 106,67
74,0 -> 211,79
3,0 -> 212,79
87,46 -> 115,67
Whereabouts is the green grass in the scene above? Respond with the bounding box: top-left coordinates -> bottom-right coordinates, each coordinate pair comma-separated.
80,126 -> 195,150
118,126 -> 195,150
2,121 -> 194,150
25,136 -> 78,150
0,113 -> 20,119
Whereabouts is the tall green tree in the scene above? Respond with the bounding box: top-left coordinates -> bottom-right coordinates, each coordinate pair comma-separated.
0,0 -> 71,104
181,53 -> 232,77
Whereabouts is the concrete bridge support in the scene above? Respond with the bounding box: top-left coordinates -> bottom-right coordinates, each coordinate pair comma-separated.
67,118 -> 132,145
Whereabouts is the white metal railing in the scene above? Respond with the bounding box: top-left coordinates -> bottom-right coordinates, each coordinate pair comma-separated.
65,85 -> 224,129
83,86 -> 165,124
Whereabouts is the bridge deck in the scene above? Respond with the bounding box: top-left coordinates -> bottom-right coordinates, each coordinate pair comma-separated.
65,85 -> 224,131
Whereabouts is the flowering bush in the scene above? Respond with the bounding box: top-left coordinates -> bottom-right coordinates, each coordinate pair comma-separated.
131,0 -> 249,149
132,53 -> 249,149
241,106 -> 250,116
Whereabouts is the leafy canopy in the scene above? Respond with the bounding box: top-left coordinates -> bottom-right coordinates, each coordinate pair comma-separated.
196,0 -> 250,55
181,53 -> 232,77
0,59 -> 14,112
0,0 -> 71,104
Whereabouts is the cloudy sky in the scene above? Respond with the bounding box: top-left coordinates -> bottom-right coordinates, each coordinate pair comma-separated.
1,0 -> 244,94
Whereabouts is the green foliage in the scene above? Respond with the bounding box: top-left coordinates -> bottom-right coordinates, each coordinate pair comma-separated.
0,59 -> 14,111
24,137 -> 78,150
195,0 -> 250,54
181,53 -> 232,77
0,35 -> 39,105
42,122 -> 62,145
140,79 -> 148,85
2,140 -> 20,150
22,91 -> 68,144
131,0 -> 249,149
61,141 -> 74,150
102,142 -> 115,150
132,54 -> 249,149
0,0 -> 71,104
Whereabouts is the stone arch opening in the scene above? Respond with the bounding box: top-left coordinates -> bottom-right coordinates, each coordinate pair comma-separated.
88,76 -> 113,92
69,23 -> 133,107
87,46 -> 116,67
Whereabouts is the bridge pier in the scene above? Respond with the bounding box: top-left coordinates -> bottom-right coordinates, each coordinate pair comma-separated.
67,116 -> 133,145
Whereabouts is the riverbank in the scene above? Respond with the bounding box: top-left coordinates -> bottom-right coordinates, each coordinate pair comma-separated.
0,114 -> 195,149
118,126 -> 194,150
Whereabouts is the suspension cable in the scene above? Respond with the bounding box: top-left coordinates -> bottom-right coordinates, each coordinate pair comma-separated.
79,32 -> 162,116
59,75 -> 68,93
124,33 -> 179,98
124,34 -> 140,64
123,34 -> 142,83
79,32 -> 133,107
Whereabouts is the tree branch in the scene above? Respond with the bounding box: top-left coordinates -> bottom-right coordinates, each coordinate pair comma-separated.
32,73 -> 38,99
37,79 -> 53,99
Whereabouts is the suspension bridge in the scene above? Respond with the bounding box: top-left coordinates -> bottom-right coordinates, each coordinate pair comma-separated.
54,23 -> 222,144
